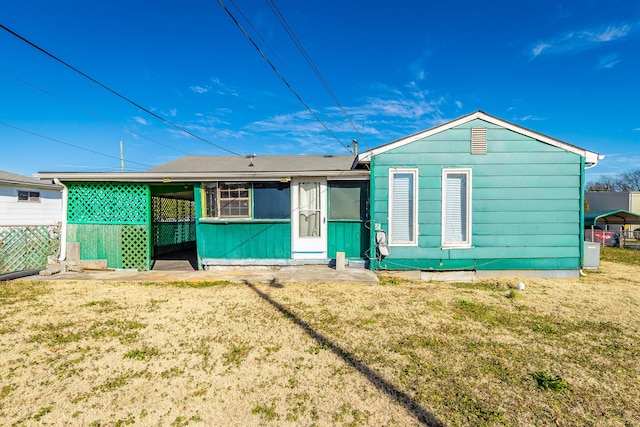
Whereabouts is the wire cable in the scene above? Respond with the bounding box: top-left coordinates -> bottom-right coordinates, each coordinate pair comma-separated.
0,23 -> 242,156
0,68 -> 192,156
217,0 -> 351,153
227,0 -> 331,122
265,0 -> 370,151
0,121 -> 153,169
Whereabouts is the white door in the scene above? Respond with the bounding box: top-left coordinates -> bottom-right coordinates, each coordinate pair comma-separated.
291,179 -> 327,259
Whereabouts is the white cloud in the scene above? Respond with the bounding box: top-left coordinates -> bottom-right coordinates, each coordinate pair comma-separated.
530,23 -> 633,59
244,79 -> 450,154
531,42 -> 551,58
212,78 -> 239,97
455,101 -> 463,109
633,127 -> 640,131
169,108 -> 177,117
516,114 -> 545,122
190,85 -> 210,94
596,54 -> 621,70
131,116 -> 149,126
595,25 -> 632,42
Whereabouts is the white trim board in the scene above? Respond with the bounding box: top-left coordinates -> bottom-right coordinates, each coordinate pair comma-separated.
357,111 -> 601,167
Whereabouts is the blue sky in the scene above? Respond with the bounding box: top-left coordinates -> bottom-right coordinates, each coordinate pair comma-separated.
1,0 -> 638,181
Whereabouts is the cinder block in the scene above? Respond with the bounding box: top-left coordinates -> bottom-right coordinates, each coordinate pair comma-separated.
66,242 -> 80,262
336,252 -> 346,271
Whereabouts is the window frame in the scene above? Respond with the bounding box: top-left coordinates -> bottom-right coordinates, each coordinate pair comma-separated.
253,182 -> 291,219
388,168 -> 418,246
203,181 -> 292,220
17,190 -> 40,202
441,168 -> 472,249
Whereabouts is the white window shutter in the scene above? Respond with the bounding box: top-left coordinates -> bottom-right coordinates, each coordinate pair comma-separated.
444,173 -> 466,243
391,172 -> 414,243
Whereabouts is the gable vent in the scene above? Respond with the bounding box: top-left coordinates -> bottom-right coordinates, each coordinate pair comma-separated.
471,128 -> 487,154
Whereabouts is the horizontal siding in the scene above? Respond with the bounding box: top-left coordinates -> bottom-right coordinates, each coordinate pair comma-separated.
374,151 -> 578,166
377,257 -> 579,271
376,164 -> 579,178
475,175 -> 580,188
0,190 -> 62,226
198,222 -> 291,259
370,118 -> 583,271
384,245 -> 579,260
474,199 -> 578,212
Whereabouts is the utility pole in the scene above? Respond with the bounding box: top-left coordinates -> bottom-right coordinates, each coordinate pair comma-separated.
120,140 -> 124,172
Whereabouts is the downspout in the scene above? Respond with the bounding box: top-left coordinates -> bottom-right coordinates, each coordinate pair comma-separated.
54,178 -> 67,262
369,157 -> 376,271
579,157 -> 585,270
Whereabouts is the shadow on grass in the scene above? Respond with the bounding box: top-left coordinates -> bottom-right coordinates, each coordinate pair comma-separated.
243,280 -> 444,426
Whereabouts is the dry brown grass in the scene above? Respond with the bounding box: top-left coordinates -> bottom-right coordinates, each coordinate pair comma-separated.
1,261 -> 639,426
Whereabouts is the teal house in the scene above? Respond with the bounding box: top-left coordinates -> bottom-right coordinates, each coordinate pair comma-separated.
358,111 -> 600,277
38,155 -> 369,270
37,111 -> 600,278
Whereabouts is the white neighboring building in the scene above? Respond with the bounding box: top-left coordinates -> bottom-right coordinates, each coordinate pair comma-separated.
586,192 -> 640,214
0,170 -> 62,226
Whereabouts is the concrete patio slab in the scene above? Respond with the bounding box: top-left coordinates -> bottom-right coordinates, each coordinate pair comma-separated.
23,265 -> 380,285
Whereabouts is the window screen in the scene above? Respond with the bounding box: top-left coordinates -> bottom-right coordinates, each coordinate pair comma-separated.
329,181 -> 367,220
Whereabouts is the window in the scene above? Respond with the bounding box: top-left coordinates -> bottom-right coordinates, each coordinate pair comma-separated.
253,183 -> 290,219
204,182 -> 250,218
442,169 -> 472,248
389,169 -> 417,245
329,181 -> 367,220
18,190 -> 40,202
204,182 -> 291,219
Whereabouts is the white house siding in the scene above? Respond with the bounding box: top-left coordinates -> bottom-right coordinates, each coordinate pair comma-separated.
0,185 -> 62,226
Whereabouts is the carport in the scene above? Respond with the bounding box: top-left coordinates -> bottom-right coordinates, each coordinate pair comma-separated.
585,209 -> 640,247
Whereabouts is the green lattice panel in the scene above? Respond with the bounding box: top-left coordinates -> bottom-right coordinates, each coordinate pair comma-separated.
68,182 -> 149,224
0,225 -> 60,273
152,196 -> 196,247
121,225 -> 149,270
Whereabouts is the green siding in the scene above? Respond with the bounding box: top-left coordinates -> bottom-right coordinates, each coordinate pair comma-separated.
197,221 -> 291,259
370,118 -> 584,271
328,221 -> 368,259
67,223 -> 123,269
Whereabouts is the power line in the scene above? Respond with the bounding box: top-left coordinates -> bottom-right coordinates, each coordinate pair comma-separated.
0,68 -> 192,156
0,23 -> 242,156
0,121 -> 153,168
217,0 -> 351,153
265,0 -> 370,151
227,0 -> 330,119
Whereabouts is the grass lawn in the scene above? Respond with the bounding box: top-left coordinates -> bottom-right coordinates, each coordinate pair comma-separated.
1,258 -> 639,426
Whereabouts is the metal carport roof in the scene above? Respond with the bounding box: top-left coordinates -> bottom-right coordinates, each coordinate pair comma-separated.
584,209 -> 640,226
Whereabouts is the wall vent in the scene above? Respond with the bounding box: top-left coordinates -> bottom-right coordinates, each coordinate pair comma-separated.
471,128 -> 487,154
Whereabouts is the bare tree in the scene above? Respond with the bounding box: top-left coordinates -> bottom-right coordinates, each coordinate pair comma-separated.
616,169 -> 640,192
587,169 -> 640,192
587,175 -> 618,191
